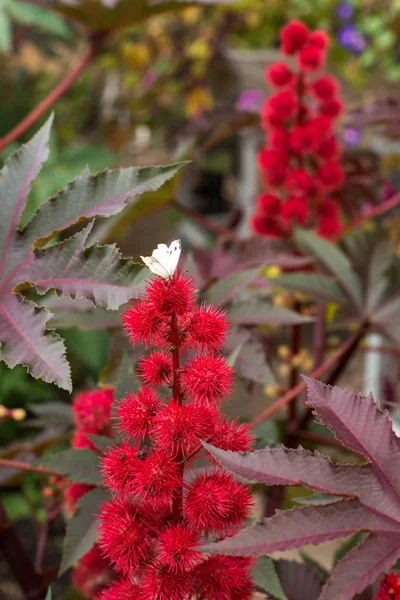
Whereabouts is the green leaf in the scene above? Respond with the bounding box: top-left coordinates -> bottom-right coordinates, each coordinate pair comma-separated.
227,344 -> 243,367
59,487 -> 109,575
295,229 -> 362,309
45,589 -> 52,600
46,297 -> 123,330
28,401 -> 73,427
293,492 -> 342,506
253,556 -> 288,600
272,273 -> 345,304
35,449 -> 102,485
115,352 -> 138,401
0,8 -> 11,53
253,420 -> 281,449
333,532 -> 366,565
7,2 -> 71,38
85,434 -> 115,452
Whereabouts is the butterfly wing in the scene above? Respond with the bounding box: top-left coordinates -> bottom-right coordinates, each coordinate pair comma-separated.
152,244 -> 169,264
140,256 -> 169,279
165,239 -> 181,277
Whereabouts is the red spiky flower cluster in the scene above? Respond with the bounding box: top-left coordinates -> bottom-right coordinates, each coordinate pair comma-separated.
252,20 -> 344,240
98,266 -> 254,599
374,572 -> 400,600
65,389 -> 116,598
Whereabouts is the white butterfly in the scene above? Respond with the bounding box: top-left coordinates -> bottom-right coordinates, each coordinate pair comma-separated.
140,239 -> 181,279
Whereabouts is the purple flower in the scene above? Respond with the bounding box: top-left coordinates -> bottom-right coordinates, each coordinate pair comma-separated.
342,126 -> 361,147
338,24 -> 368,55
336,2 -> 355,21
236,89 -> 263,112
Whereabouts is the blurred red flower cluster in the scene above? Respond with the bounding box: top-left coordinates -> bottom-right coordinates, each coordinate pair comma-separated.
252,20 -> 345,240
65,388 -> 116,597
374,572 -> 400,600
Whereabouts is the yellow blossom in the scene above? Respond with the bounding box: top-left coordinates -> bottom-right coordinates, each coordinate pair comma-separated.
12,408 -> 26,422
263,265 -> 282,278
185,88 -> 214,118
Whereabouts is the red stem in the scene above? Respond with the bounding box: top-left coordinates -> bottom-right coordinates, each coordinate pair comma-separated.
0,457 -> 56,475
0,33 -> 106,153
173,200 -> 242,242
312,303 -> 326,370
249,324 -> 366,429
346,192 -> 400,231
293,429 -> 344,449
170,316 -> 183,522
288,305 -> 301,429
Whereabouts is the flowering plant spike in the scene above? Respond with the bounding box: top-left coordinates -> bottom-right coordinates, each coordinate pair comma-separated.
97,240 -> 255,599
252,20 -> 345,240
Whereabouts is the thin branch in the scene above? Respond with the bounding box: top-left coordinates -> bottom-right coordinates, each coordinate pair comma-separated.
172,200 -> 243,242
346,192 -> 400,231
293,429 -> 344,449
288,305 -> 301,429
0,33 -> 107,153
248,324 -> 367,429
312,303 -> 326,370
0,458 -> 56,476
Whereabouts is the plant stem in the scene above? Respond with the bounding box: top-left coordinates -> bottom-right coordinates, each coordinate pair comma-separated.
0,500 -> 46,600
0,33 -> 106,153
248,324 -> 366,429
312,303 -> 326,370
293,429 -> 344,449
170,316 -> 183,522
0,458 -> 55,475
346,191 -> 400,231
172,200 -> 242,242
288,306 -> 301,429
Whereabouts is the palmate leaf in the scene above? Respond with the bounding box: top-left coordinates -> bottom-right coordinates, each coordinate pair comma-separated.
0,117 -> 185,389
59,487 -> 110,575
228,302 -> 313,326
201,378 -> 400,599
35,448 -> 102,485
275,560 -> 323,600
271,273 -> 345,304
294,229 -> 362,309
253,556 -> 288,600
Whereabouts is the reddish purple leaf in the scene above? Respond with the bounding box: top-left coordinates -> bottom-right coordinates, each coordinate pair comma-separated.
0,115 -> 53,281
199,499 -> 399,555
0,294 -> 70,390
276,560 -> 322,600
11,223 -> 147,309
202,379 -> 400,599
203,443 -> 378,507
303,376 -> 400,515
193,238 -> 312,288
319,534 -> 400,600
0,120 -> 184,388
